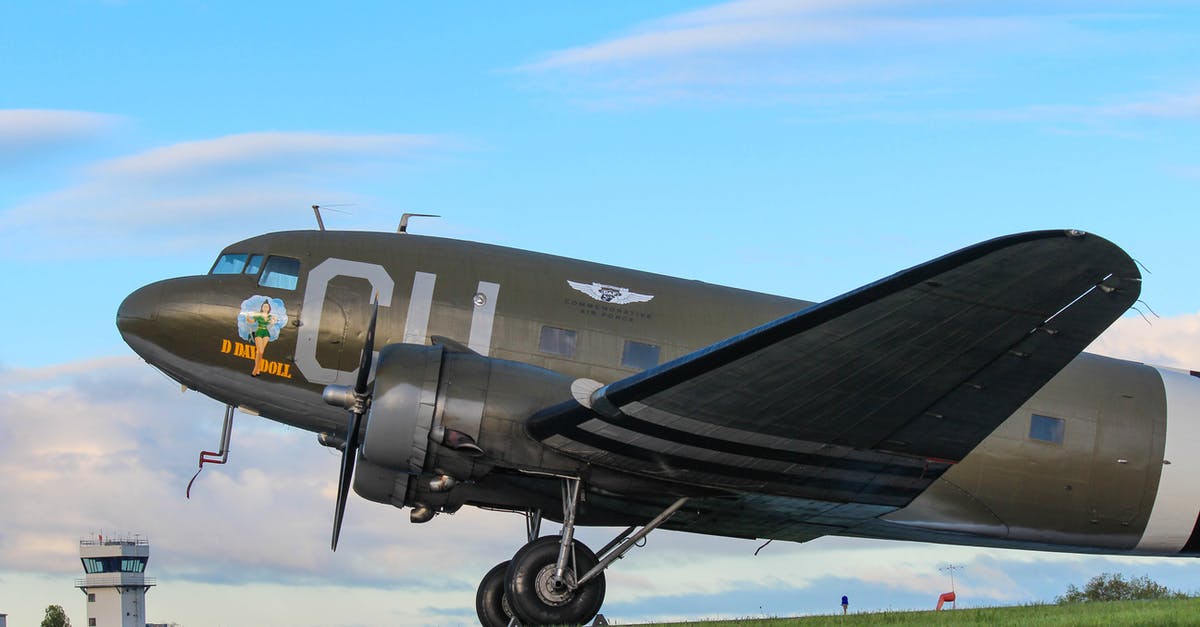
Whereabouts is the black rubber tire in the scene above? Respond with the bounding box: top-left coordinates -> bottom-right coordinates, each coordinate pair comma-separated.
506,535 -> 605,626
476,561 -> 514,627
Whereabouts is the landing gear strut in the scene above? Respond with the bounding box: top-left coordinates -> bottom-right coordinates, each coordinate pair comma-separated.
474,478 -> 689,626
507,535 -> 604,625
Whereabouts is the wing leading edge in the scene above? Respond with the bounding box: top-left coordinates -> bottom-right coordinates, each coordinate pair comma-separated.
528,230 -> 1141,509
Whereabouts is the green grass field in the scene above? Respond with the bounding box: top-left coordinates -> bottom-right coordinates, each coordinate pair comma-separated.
632,597 -> 1200,626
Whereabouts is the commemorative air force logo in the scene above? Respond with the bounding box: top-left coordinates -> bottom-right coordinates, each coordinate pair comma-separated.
567,280 -> 654,305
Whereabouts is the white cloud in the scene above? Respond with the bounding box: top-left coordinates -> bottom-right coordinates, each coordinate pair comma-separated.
516,1 -> 1198,118
0,182 -> 351,258
2,355 -> 136,384
0,109 -> 117,152
1098,92 -> 1200,119
6,348 -> 1200,625
3,312 -> 1195,623
0,356 -> 525,625
529,16 -> 1030,72
0,358 -> 511,573
795,88 -> 1200,130
1090,310 -> 1200,370
92,131 -> 441,180
669,0 -> 886,26
965,90 -> 1200,125
0,130 -> 453,258
5,181 -> 344,229
516,0 -> 1057,107
523,0 -> 1039,71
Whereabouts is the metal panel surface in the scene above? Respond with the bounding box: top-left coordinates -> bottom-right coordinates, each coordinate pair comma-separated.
530,230 -> 1140,510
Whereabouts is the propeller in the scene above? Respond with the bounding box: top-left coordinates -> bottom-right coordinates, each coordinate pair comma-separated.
330,297 -> 379,551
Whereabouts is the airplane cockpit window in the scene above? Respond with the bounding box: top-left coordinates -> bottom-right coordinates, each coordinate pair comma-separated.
621,340 -> 660,370
259,255 -> 301,290
1029,414 -> 1065,444
210,253 -> 248,274
244,254 -> 265,275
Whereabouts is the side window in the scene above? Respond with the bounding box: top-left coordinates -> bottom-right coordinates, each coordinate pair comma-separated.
539,326 -> 577,357
259,256 -> 301,290
621,340 -> 660,370
1029,414 -> 1065,444
244,254 -> 265,275
210,253 -> 247,274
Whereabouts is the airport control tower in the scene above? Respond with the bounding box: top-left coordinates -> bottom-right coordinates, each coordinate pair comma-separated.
76,535 -> 155,627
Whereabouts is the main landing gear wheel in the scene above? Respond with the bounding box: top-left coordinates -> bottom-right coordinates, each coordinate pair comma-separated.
476,561 -> 517,627
506,535 -> 605,626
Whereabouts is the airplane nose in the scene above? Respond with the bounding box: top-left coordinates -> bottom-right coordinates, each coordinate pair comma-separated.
116,283 -> 161,336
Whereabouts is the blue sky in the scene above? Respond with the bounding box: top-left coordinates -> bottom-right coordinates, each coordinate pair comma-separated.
2,1 -> 1200,625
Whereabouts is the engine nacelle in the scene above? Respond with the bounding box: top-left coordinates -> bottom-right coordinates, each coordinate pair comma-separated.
352,343 -> 574,510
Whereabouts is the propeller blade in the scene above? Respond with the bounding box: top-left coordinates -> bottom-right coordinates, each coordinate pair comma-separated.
331,296 -> 380,552
331,410 -> 362,551
354,298 -> 379,395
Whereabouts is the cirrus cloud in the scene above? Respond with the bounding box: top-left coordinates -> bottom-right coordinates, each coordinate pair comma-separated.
0,109 -> 119,164
515,0 -> 1056,107
515,0 -> 1195,120
0,129 -> 457,258
91,131 -> 443,180
0,109 -> 117,149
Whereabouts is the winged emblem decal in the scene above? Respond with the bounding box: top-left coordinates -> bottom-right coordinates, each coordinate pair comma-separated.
567,280 -> 654,305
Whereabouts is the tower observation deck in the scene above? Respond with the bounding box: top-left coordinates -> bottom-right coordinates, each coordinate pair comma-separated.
75,535 -> 155,627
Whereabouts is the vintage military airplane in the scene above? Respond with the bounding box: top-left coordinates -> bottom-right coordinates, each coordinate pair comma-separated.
116,224 -> 1200,626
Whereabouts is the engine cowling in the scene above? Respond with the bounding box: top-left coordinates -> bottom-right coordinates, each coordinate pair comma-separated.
352,342 -> 574,512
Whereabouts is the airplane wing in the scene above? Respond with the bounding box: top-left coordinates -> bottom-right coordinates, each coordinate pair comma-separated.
528,230 -> 1141,511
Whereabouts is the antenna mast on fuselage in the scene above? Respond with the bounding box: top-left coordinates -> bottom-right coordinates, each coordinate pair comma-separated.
312,204 -> 326,231
398,213 -> 440,233
313,205 -> 439,233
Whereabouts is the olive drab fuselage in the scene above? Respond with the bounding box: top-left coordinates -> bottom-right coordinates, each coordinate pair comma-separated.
116,229 -> 1200,558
